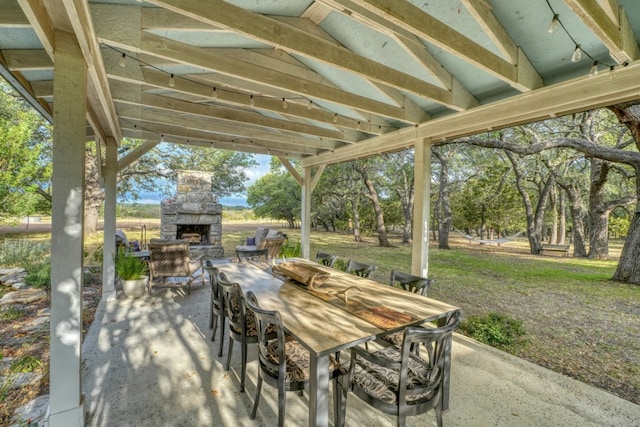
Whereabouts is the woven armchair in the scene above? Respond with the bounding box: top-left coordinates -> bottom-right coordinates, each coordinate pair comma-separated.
148,239 -> 202,295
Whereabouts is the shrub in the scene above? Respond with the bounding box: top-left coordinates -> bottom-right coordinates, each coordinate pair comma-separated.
280,239 -> 301,258
25,262 -> 51,289
10,355 -> 42,373
0,239 -> 50,269
460,312 -> 526,350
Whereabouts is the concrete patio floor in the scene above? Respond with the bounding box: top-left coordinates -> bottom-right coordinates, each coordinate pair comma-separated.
81,275 -> 640,426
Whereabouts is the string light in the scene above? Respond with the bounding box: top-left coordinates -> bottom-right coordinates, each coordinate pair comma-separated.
571,45 -> 582,63
609,66 -> 617,80
547,14 -> 560,34
102,43 -> 399,131
544,1 -> 616,77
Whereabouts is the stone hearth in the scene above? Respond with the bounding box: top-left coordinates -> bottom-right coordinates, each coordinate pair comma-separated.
160,170 -> 224,259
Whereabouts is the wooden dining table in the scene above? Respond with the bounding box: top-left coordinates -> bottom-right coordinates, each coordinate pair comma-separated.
217,258 -> 460,427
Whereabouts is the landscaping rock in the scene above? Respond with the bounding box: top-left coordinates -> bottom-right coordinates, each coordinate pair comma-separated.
10,394 -> 49,427
0,268 -> 26,286
0,289 -> 47,306
11,282 -> 28,290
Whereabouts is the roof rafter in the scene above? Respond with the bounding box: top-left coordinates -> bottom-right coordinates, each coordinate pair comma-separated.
564,0 -> 640,64
142,0 -> 472,111
339,0 -> 543,92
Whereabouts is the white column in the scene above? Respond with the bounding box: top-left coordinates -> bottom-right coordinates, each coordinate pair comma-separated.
48,31 -> 86,426
301,166 -> 312,259
101,137 -> 118,300
411,138 -> 431,277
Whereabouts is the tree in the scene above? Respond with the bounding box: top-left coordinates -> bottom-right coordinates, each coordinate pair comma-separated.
449,108 -> 640,282
0,81 -> 52,222
353,158 -> 391,247
247,170 -> 300,228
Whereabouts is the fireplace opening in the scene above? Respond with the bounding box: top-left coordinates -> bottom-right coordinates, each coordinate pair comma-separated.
177,224 -> 211,245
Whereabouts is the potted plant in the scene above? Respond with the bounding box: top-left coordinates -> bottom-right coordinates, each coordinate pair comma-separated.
115,250 -> 148,298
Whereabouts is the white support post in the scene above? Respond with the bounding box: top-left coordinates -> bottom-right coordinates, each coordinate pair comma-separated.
48,30 -> 86,427
301,166 -> 312,259
411,138 -> 431,277
102,137 -> 118,300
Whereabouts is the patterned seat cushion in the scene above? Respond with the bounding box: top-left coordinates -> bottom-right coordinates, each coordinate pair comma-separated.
381,331 -> 404,346
263,337 -> 343,383
352,346 -> 438,405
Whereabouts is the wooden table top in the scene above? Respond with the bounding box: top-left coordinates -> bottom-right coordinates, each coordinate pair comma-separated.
217,259 -> 459,357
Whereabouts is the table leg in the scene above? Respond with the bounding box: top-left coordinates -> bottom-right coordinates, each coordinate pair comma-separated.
309,354 -> 330,427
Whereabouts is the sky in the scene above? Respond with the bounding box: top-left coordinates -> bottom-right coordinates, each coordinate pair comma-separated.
135,154 -> 271,206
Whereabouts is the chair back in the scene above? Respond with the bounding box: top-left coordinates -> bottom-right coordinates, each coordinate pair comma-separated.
390,269 -> 432,297
245,291 -> 287,381
400,310 -> 462,386
148,239 -> 191,278
261,236 -> 287,259
203,261 -> 227,306
217,277 -> 248,337
316,252 -> 338,268
237,248 -> 269,262
346,259 -> 377,278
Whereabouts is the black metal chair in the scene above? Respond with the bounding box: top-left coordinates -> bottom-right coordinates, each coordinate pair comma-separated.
339,310 -> 463,427
389,269 -> 432,296
202,261 -> 228,357
382,270 -> 434,347
244,291 -> 345,427
315,251 -> 339,268
346,259 -> 377,279
218,277 -> 262,392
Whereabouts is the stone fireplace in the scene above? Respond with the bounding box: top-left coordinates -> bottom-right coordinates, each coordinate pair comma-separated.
160,170 -> 224,259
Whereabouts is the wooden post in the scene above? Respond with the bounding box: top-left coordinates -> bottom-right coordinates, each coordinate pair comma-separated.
49,30 -> 86,426
102,137 -> 118,299
301,166 -> 311,259
412,138 -> 431,277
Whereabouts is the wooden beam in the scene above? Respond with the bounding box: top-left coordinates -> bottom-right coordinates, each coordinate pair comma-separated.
279,156 -> 303,186
565,0 -> 640,64
302,62 -> 640,167
317,0 -> 478,108
0,0 -> 30,27
110,81 -> 348,141
142,0 -> 470,111
338,0 -> 542,92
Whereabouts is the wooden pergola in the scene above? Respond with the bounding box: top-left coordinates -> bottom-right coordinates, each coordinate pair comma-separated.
2,1 -> 640,425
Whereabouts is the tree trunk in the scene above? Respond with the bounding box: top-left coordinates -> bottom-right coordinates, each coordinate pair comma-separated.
549,186 -> 558,244
84,144 -> 104,235
362,175 -> 390,246
560,184 -> 588,257
434,150 -> 451,249
588,158 -> 611,259
558,190 -> 566,244
609,103 -> 640,283
350,199 -> 362,243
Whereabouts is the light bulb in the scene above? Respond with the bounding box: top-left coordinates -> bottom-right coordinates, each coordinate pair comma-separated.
548,14 -> 560,34
589,61 -> 599,76
250,95 -> 255,106
333,113 -> 338,123
609,66 -> 616,80
307,100 -> 313,110
160,134 -> 164,142
119,53 -> 126,67
571,45 -> 582,63
212,87 -> 217,99
282,98 -> 288,109
168,73 -> 175,87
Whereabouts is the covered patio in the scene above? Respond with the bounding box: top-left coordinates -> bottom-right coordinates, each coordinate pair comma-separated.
77,284 -> 638,426
2,0 -> 640,425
